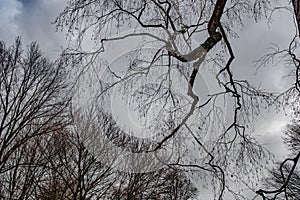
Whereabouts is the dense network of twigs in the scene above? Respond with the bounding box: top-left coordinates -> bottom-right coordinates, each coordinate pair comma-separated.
54,0 -> 284,199
1,0 -> 299,199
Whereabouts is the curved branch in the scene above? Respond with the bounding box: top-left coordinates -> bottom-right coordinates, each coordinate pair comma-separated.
256,151 -> 300,198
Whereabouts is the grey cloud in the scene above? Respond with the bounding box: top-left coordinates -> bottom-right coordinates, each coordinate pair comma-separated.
0,0 -> 22,43
0,0 -> 67,59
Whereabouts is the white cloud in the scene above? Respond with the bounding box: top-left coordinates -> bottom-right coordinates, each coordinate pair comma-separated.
0,0 -> 22,43
254,112 -> 291,160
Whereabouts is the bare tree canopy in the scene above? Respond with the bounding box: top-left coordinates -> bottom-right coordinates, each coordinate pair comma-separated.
0,38 -> 71,199
0,0 -> 300,199
257,121 -> 300,199
53,0 -> 290,199
0,38 -> 70,172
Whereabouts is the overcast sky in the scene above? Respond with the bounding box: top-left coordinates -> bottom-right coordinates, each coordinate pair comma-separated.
0,0 -> 66,58
0,0 -> 295,157
0,0 -> 296,197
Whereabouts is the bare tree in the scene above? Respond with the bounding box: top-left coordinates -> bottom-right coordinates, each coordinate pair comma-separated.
255,1 -> 300,197
257,121 -> 300,199
0,0 -> 297,199
0,137 -> 46,200
34,112 -> 115,200
110,168 -> 197,200
54,0 -> 282,198
30,103 -> 198,200
0,38 -> 71,199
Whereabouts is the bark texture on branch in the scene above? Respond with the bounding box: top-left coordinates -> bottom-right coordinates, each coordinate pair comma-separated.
292,0 -> 300,36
